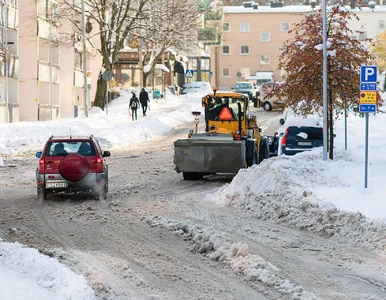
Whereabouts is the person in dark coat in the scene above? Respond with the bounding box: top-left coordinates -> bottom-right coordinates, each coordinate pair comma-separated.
139,88 -> 150,116
129,91 -> 140,121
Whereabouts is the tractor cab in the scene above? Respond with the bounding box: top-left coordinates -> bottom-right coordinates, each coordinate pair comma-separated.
202,92 -> 249,135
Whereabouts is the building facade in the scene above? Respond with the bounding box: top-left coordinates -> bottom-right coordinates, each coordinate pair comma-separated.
216,3 -> 386,90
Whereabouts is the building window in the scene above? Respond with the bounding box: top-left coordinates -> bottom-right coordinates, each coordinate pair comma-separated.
222,67 -> 230,77
380,21 -> 385,30
240,45 -> 249,55
358,32 -> 367,41
260,55 -> 270,65
222,45 -> 230,55
223,22 -> 230,32
260,32 -> 270,42
280,44 -> 287,54
280,22 -> 289,32
240,22 -> 250,32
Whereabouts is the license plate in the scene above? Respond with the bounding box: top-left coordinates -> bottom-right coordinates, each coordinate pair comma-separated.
46,182 -> 68,188
298,142 -> 312,146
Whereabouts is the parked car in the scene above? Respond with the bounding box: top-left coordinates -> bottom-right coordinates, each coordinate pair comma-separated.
232,82 -> 259,100
275,114 -> 323,156
259,82 -> 284,111
181,81 -> 212,95
35,135 -> 110,201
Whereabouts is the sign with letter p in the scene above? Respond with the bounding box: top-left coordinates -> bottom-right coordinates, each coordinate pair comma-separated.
360,66 -> 377,83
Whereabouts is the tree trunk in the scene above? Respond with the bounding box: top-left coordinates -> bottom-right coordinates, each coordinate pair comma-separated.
328,89 -> 334,160
143,72 -> 149,88
94,74 -> 107,109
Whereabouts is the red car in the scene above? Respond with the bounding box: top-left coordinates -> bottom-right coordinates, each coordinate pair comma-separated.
35,135 -> 110,200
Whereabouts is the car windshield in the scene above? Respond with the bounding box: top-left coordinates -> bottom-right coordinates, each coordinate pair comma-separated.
286,127 -> 323,140
208,96 -> 243,121
236,83 -> 252,89
46,141 -> 96,156
256,79 -> 272,86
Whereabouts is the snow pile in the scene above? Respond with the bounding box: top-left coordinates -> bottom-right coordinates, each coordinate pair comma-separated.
148,216 -> 319,300
0,240 -> 95,300
213,149 -> 386,254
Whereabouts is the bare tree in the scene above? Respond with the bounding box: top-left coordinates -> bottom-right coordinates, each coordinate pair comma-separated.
138,0 -> 201,87
58,0 -> 150,109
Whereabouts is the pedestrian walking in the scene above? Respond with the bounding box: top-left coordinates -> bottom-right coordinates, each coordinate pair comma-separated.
129,91 -> 140,121
139,88 -> 150,116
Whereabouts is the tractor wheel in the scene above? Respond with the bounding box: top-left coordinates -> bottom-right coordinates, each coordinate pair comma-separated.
259,138 -> 269,164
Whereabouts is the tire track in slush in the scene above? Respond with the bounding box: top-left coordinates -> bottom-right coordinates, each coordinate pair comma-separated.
150,189 -> 386,300
30,194 -> 268,300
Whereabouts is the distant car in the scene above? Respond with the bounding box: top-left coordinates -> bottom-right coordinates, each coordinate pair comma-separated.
276,114 -> 323,156
181,81 -> 212,95
259,82 -> 284,111
232,82 -> 259,100
35,135 -> 110,201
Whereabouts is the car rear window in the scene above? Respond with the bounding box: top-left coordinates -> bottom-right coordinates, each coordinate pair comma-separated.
45,141 -> 96,156
236,83 -> 252,89
286,126 -> 323,140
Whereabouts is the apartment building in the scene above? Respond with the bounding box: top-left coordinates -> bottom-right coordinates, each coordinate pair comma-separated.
214,2 -> 386,90
0,0 -> 19,123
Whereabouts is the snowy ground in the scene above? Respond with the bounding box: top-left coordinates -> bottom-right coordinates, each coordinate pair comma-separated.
1,88 -> 386,299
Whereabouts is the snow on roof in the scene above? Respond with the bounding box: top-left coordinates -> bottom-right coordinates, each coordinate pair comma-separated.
143,64 -> 170,74
255,71 -> 273,80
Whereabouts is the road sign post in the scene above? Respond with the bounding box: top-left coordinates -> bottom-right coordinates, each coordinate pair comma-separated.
360,65 -> 377,188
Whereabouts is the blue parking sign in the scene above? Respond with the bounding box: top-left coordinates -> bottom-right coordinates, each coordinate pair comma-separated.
360,66 -> 377,83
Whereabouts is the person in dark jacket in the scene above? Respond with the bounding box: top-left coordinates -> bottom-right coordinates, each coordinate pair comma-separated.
139,88 -> 150,116
129,91 -> 140,121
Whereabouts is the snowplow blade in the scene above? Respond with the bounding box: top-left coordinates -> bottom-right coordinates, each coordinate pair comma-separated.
173,139 -> 246,174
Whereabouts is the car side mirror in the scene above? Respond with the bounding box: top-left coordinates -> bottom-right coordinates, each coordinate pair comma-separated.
102,151 -> 111,157
36,151 -> 42,158
279,118 -> 285,125
231,87 -> 234,90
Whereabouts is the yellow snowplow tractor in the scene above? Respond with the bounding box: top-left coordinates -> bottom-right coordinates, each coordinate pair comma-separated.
173,91 -> 269,180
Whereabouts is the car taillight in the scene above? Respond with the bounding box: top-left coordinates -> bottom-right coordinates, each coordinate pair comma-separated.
96,158 -> 103,173
38,159 -> 45,172
281,128 -> 289,146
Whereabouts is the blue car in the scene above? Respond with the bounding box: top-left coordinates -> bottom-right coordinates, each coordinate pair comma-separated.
281,126 -> 323,155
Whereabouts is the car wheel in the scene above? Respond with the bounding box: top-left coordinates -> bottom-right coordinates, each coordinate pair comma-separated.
37,187 -> 47,201
263,102 -> 272,111
59,154 -> 89,182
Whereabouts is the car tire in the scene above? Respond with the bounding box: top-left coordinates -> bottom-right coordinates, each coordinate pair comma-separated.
183,172 -> 203,180
37,187 -> 47,201
92,181 -> 108,200
263,102 -> 272,111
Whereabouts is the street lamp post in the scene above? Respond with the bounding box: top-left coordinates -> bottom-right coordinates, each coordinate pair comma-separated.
322,0 -> 328,160
81,0 -> 88,117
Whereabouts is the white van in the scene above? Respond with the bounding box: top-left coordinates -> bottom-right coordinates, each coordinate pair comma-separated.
181,82 -> 212,95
